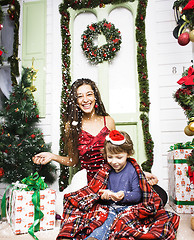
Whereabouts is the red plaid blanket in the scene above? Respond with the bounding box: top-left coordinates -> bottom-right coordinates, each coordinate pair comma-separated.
57,158 -> 180,239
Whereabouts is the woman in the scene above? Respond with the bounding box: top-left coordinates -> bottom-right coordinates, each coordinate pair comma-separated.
33,78 -> 115,182
33,78 -> 162,194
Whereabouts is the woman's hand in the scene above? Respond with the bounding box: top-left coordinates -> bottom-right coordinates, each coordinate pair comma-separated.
99,189 -> 124,201
144,172 -> 159,185
32,152 -> 54,165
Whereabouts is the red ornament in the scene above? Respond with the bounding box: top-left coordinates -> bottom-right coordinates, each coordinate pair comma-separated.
0,24 -> 3,30
178,32 -> 190,46
31,134 -> 36,139
0,168 -> 4,178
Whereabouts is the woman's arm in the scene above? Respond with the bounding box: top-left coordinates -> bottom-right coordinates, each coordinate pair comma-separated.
106,115 -> 116,131
32,152 -> 78,167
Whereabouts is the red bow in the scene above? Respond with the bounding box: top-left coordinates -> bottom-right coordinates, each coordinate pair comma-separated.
177,66 -> 194,85
183,0 -> 194,11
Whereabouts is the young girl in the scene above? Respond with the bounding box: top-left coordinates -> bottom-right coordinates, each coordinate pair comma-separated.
57,130 -> 179,240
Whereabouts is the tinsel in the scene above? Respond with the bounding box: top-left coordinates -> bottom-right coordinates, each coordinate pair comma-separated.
0,0 -> 20,85
59,0 -> 153,190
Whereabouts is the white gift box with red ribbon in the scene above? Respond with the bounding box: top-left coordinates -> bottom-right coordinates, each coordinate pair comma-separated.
7,188 -> 56,235
168,149 -> 194,214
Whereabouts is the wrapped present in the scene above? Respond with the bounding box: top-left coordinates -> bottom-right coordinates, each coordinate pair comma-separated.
168,145 -> 194,214
7,188 -> 56,235
1,172 -> 56,239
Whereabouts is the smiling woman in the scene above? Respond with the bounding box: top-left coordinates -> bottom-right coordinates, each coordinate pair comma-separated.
33,78 -> 115,184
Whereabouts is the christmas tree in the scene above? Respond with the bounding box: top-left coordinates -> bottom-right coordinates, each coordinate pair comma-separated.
0,67 -> 56,184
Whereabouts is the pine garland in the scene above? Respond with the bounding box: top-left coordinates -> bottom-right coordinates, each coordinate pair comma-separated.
0,0 -> 20,85
59,0 -> 153,190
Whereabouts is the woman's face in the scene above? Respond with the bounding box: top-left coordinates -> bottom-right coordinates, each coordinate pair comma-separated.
77,84 -> 96,114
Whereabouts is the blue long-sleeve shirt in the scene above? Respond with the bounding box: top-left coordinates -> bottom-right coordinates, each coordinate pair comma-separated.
107,161 -> 142,205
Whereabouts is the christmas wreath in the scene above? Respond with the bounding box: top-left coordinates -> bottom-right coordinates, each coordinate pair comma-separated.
81,19 -> 122,64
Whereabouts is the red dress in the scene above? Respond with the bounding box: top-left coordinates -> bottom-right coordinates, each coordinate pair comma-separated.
77,117 -> 110,183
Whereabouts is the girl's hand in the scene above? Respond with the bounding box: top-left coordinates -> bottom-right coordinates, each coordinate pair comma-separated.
99,189 -> 124,201
32,152 -> 54,165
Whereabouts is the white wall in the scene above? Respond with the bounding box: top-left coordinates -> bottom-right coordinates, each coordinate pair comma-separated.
147,0 -> 193,191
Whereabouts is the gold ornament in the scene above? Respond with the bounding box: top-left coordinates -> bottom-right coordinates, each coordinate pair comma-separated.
188,122 -> 194,132
9,4 -> 15,12
189,30 -> 194,42
184,125 -> 194,136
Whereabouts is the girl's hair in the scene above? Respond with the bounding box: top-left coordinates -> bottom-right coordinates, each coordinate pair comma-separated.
64,78 -> 109,162
104,131 -> 134,159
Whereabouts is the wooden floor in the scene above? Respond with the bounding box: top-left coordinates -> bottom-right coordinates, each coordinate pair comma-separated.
0,205 -> 193,240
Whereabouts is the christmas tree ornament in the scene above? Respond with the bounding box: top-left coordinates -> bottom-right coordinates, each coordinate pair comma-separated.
184,125 -> 194,136
0,24 -> 3,30
178,32 -> 190,46
189,122 -> 194,132
173,1 -> 194,45
0,167 -> 4,177
9,4 -> 15,12
189,29 -> 194,42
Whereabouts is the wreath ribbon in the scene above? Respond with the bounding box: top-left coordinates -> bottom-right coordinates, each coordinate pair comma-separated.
1,172 -> 47,240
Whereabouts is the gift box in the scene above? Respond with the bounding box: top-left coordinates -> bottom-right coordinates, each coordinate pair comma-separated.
168,148 -> 194,213
7,188 -> 56,235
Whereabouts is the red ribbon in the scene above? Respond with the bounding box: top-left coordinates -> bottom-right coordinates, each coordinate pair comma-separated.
183,0 -> 194,11
177,66 -> 194,85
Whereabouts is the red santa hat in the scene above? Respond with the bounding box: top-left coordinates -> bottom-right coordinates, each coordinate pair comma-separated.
106,130 -> 126,145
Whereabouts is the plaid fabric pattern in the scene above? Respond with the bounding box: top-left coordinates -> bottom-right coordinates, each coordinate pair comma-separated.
57,158 -> 180,239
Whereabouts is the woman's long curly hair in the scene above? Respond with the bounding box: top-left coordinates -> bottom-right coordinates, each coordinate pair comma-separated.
64,78 -> 109,163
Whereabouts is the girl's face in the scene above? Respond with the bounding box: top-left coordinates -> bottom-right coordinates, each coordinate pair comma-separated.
106,151 -> 129,173
77,84 -> 95,114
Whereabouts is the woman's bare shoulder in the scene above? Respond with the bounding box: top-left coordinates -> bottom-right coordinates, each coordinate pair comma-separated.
105,115 -> 115,131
